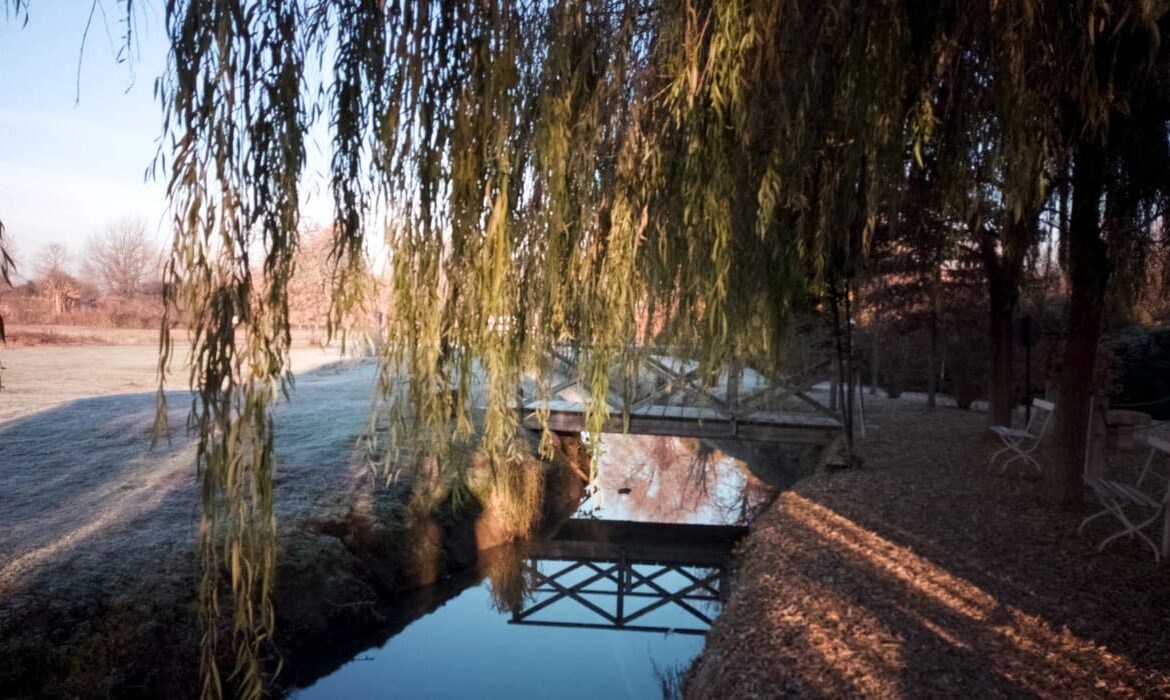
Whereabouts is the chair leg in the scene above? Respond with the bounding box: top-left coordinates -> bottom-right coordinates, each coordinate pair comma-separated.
1020,452 -> 1041,474
1096,501 -> 1135,550
1100,528 -> 1160,561
1000,444 -> 1039,475
1096,506 -> 1163,561
999,453 -> 1015,473
1000,447 -> 1026,474
989,445 -> 1012,467
1078,509 -> 1110,534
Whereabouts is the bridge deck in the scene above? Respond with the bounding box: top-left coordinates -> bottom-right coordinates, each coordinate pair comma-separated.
530,518 -> 747,567
520,399 -> 841,443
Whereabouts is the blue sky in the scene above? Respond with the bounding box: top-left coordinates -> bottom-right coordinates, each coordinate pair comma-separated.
0,2 -> 170,275
0,2 -> 334,280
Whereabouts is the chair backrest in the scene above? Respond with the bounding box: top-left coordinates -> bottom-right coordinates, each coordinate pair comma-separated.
1026,398 -> 1056,437
1140,436 -> 1170,504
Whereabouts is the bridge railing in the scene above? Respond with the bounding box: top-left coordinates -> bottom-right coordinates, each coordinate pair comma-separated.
518,343 -> 840,427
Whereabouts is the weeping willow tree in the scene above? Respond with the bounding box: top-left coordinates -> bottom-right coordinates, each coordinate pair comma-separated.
0,219 -> 12,348
147,1 -> 930,694
982,1 -> 1170,505
0,3 -> 23,358
861,1 -> 1170,502
879,3 -> 1056,426
6,0 -> 1160,695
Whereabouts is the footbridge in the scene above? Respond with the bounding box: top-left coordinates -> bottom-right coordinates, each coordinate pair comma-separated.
518,347 -> 842,444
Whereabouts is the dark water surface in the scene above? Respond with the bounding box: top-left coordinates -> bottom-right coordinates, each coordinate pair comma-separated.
292,435 -> 797,699
293,560 -> 712,698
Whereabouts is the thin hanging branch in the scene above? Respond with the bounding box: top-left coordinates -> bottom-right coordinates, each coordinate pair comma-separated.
151,0 -> 965,694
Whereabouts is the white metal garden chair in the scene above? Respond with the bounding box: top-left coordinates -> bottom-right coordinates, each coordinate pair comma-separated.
1080,435 -> 1170,562
989,398 -> 1055,474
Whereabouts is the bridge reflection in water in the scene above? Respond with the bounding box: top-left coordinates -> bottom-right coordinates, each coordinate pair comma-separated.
509,519 -> 745,636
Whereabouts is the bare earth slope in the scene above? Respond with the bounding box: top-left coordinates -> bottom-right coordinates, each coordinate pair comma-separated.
687,397 -> 1170,698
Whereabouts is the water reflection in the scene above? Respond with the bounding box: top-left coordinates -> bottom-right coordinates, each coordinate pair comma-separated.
291,436 -> 794,698
292,522 -> 738,699
510,520 -> 740,637
581,434 -> 795,524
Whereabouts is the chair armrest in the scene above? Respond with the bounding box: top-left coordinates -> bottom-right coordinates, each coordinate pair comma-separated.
991,426 -> 1033,440
1087,477 -> 1160,509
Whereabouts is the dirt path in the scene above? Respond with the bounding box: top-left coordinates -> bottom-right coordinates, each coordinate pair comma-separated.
687,397 -> 1170,698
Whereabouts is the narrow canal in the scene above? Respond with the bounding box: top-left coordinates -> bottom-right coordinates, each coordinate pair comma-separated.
290,435 -> 806,698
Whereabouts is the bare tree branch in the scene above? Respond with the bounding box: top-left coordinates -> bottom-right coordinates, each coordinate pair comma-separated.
83,216 -> 160,297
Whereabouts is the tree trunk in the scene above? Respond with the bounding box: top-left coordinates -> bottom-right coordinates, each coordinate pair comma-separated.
843,282 -> 855,452
1056,154 -> 1072,276
829,278 -> 854,460
986,296 -> 1015,427
829,357 -> 839,412
927,252 -> 941,410
870,322 -> 879,395
979,215 -> 1030,429
1044,141 -> 1108,507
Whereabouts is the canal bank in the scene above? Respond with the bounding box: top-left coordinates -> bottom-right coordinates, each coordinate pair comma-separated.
285,431 -> 800,698
272,434 -> 589,693
0,358 -> 586,697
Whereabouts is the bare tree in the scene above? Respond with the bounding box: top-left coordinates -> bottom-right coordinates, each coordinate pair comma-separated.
83,217 -> 160,297
0,221 -> 13,288
36,242 -> 70,279
287,226 -> 337,337
35,242 -> 76,316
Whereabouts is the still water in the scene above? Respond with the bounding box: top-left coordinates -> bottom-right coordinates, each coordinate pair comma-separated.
292,435 -> 795,699
294,556 -> 714,698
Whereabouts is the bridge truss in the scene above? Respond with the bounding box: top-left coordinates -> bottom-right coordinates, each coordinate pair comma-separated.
519,346 -> 844,443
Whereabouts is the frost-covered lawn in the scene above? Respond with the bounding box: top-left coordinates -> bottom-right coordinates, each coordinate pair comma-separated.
0,326 -> 342,422
0,329 -> 385,694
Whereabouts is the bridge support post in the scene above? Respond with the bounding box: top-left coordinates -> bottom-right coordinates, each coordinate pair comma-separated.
727,358 -> 741,437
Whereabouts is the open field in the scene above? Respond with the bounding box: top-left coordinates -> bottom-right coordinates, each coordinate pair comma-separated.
0,325 -> 343,422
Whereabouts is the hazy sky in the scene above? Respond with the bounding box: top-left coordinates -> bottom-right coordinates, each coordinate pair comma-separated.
0,2 -> 170,276
0,2 -> 334,280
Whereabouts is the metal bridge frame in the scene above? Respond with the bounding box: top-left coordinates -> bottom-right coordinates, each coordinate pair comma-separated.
518,345 -> 843,443
509,551 -> 726,636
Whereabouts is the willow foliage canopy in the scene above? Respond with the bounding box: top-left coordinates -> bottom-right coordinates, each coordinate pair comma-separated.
148,0 -> 925,692
4,0 -> 1167,696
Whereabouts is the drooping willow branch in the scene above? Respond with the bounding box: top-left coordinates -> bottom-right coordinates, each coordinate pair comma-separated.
155,1 -> 308,696
0,219 -> 12,358
155,0 -> 953,696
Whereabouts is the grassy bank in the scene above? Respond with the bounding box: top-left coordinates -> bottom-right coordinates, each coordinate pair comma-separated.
0,338 -> 585,697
